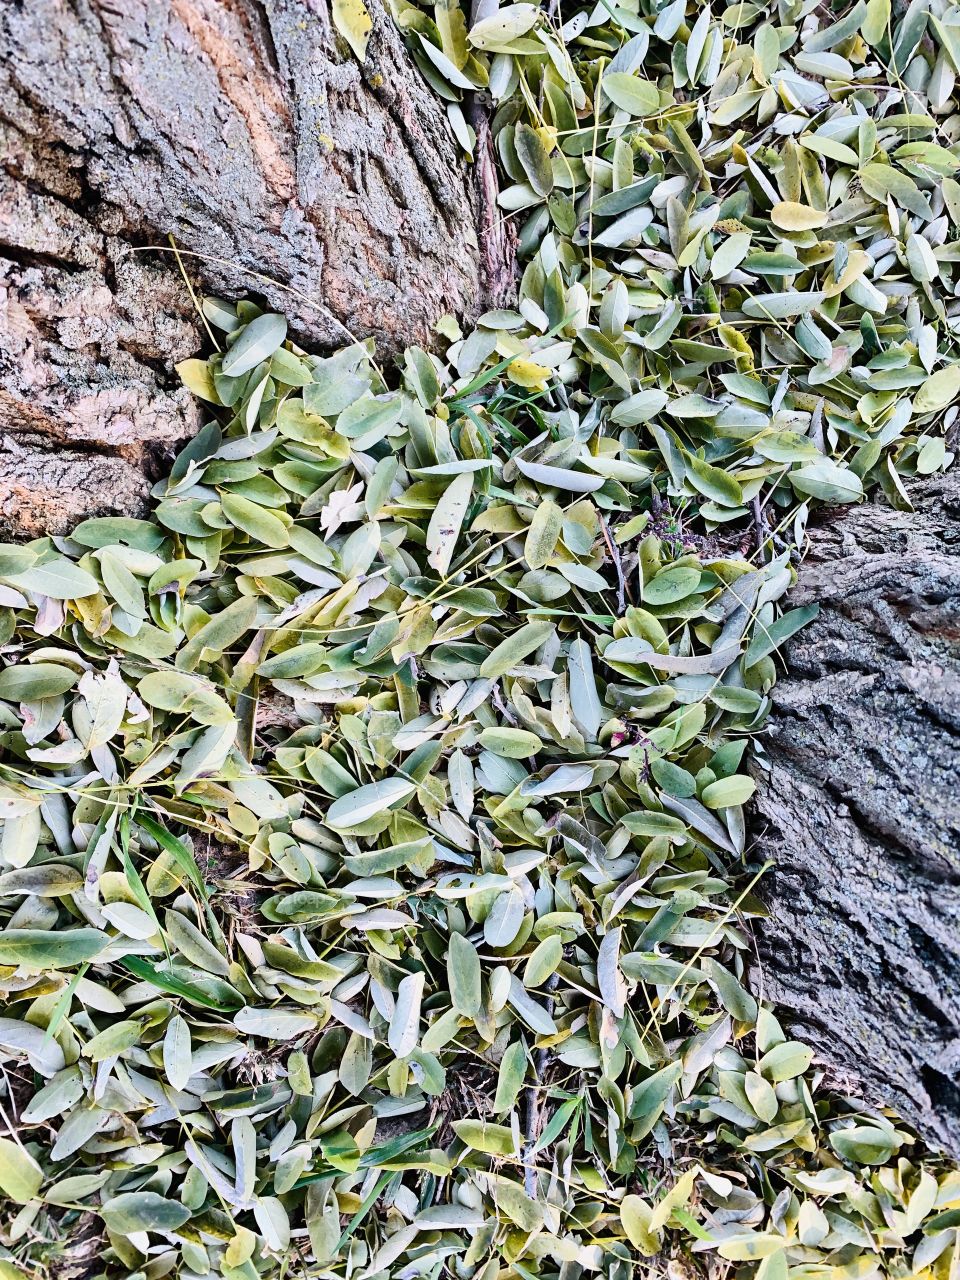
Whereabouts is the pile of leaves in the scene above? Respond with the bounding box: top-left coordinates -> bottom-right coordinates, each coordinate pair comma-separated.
2,0 -> 960,1276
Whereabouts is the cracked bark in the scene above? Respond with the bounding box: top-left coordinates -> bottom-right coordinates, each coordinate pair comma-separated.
0,0 -> 514,537
752,470 -> 960,1159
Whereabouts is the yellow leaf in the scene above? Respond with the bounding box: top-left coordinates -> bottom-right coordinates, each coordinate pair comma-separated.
824,248 -> 870,296
0,1136 -> 42,1203
224,1226 -> 257,1268
717,1232 -> 788,1261
621,1193 -> 661,1256
333,0 -> 372,62
175,358 -> 220,404
861,0 -> 890,46
650,1166 -> 698,1232
507,357 -> 551,388
771,201 -> 828,231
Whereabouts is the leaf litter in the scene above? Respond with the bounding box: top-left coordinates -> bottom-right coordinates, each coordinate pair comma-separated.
2,0 -> 960,1276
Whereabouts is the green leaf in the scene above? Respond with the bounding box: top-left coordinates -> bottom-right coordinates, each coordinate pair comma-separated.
745,604 -> 819,667
0,929 -> 108,969
119,956 -> 241,1010
135,813 -> 209,899
0,662 -> 78,702
0,1137 -> 42,1203
452,1119 -> 517,1155
5,558 -> 100,600
523,933 -> 562,987
99,549 -> 145,621
469,4 -> 540,49
829,1124 -> 900,1164
743,251 -> 804,276
789,462 -> 863,503
860,163 -> 932,218
83,1020 -> 142,1062
448,931 -> 482,1016
493,1039 -> 528,1112
684,454 -> 744,507
480,620 -> 553,678
478,726 -> 540,757
915,365 -> 960,414
337,393 -> 403,441
700,774 -> 756,808
514,122 -> 554,196
628,1061 -> 683,1140
100,1190 -> 192,1234
643,566 -> 702,605
755,431 -> 822,463
568,637 -> 603,739
759,1040 -> 815,1082
176,595 -> 258,672
603,72 -> 661,116
221,314 -> 287,378
221,493 -> 290,548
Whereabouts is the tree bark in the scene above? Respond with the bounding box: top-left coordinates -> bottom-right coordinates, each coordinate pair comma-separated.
0,0 -> 513,538
753,470 -> 960,1159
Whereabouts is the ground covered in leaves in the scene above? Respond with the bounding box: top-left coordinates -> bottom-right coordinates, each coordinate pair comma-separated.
2,0 -> 960,1277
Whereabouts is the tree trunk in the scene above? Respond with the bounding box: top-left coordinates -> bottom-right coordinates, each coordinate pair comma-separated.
753,470 -> 960,1159
0,0 -> 513,539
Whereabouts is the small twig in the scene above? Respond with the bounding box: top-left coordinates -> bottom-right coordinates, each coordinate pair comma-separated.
522,1086 -> 539,1197
168,234 -> 221,353
0,1096 -> 29,1154
491,681 -> 518,725
599,514 -> 628,615
752,496 -> 769,560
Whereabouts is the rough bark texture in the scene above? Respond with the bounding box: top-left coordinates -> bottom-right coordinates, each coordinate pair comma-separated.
0,0 -> 513,538
753,470 -> 960,1159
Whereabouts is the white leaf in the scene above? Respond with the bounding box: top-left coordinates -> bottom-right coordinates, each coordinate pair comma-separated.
388,971 -> 425,1058
326,778 -> 417,829
426,472 -> 474,577
163,1015 -> 193,1092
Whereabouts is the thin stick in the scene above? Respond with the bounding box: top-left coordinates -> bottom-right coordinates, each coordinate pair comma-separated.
168,234 -> 221,353
599,512 -> 628,614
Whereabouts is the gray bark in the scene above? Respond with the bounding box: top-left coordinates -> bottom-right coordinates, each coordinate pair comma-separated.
0,0 -> 513,538
753,470 -> 960,1159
